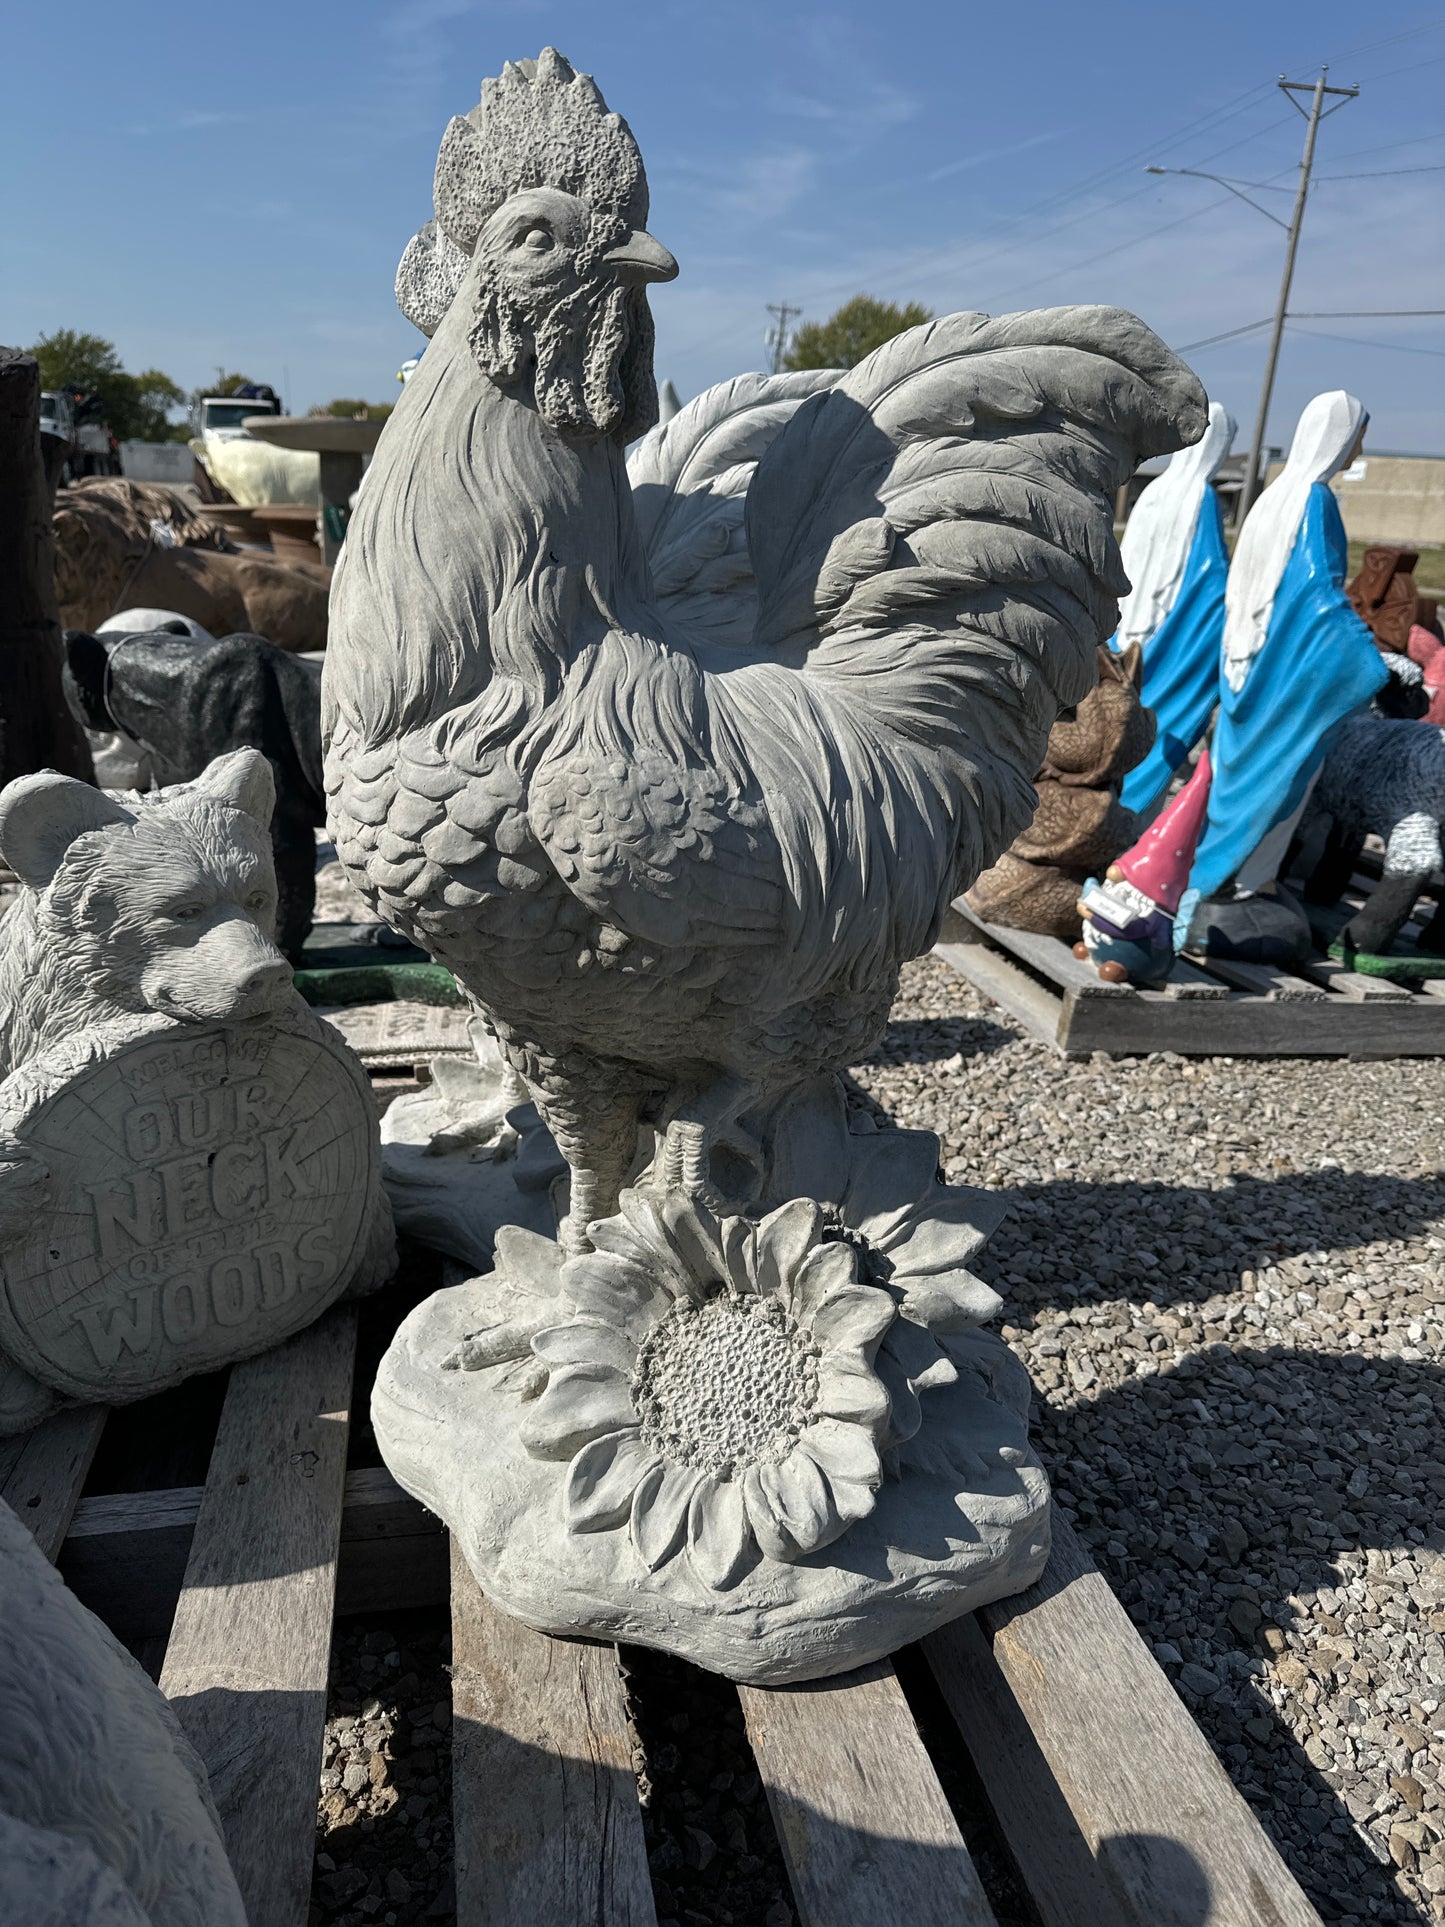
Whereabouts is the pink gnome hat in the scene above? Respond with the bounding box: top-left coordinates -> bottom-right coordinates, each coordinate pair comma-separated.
1115,750 -> 1213,915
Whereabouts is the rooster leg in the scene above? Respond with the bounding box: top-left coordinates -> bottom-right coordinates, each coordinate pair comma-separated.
535,1089 -> 644,1258
660,1074 -> 762,1205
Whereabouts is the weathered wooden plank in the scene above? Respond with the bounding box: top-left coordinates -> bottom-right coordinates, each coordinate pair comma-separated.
1184,954 -> 1325,1002
934,939 -> 1064,1048
449,1540 -> 657,1927
737,1660 -> 997,1927
1301,957 -> 1412,1002
60,1463 -> 447,1641
923,1614 -> 1126,1927
159,1309 -> 357,1927
1058,988 -> 1445,1057
0,1404 -> 108,1560
973,1512 -> 1322,1927
952,899 -> 1134,998
1154,955 -> 1232,999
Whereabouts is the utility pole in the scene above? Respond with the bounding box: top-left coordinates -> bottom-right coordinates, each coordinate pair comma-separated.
766,302 -> 801,374
1235,69 -> 1358,523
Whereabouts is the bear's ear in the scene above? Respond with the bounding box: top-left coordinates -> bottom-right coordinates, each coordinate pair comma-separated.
192,748 -> 275,830
1115,641 -> 1145,692
0,773 -> 135,888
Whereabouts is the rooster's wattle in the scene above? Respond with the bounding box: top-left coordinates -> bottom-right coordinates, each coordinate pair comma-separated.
323,49 -> 1206,1251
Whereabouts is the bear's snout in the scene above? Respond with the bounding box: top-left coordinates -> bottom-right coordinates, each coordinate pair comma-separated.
141,911 -> 295,1026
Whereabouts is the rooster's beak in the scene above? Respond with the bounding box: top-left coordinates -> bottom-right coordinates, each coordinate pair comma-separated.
604,229 -> 679,284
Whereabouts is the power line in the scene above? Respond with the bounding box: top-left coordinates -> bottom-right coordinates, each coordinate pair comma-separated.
1314,163 -> 1445,180
1286,325 -> 1445,358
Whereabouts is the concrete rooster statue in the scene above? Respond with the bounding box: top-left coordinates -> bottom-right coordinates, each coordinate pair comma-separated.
339,50 -> 1206,1680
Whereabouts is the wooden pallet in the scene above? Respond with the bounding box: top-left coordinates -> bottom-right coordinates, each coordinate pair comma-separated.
940,897 -> 1445,1058
2,1275 -> 1324,1926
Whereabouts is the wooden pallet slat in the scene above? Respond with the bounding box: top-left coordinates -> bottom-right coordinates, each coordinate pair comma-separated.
449,1541 -> 657,1927
941,899 -> 1445,1056
738,1661 -> 997,1927
0,1403 -> 108,1561
953,1513 -> 1322,1927
924,1615 -> 1126,1927
158,1308 -> 358,1927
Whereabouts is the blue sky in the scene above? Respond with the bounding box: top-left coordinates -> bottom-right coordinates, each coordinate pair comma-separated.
4,1 -> 1443,453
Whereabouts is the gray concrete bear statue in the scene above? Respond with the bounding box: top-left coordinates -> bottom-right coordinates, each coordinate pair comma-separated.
0,749 -> 391,1435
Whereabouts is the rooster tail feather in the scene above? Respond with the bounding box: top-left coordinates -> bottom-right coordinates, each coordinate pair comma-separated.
626,370 -> 843,650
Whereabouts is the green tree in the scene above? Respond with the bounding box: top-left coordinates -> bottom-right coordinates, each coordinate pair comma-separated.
29,329 -> 189,441
314,398 -> 395,422
783,295 -> 933,372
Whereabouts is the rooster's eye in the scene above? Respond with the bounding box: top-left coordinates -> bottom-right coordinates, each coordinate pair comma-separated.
518,226 -> 553,253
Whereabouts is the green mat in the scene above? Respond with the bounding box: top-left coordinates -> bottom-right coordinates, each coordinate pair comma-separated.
293,960 -> 464,1008
1327,941 -> 1445,983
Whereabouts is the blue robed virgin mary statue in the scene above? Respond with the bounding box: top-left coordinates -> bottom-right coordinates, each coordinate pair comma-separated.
1113,402 -> 1235,815
1187,390 -> 1387,919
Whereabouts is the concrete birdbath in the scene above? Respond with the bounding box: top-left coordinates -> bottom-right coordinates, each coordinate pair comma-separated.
242,416 -> 385,563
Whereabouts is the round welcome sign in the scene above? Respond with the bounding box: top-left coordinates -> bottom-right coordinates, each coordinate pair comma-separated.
0,1016 -> 379,1401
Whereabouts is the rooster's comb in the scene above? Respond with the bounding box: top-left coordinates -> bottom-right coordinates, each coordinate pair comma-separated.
433,48 -> 648,255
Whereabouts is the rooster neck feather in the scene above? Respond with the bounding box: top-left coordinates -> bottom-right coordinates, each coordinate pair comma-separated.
325,278 -> 650,748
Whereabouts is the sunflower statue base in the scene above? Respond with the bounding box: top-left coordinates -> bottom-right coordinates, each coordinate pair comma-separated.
374,1078 -> 1049,1682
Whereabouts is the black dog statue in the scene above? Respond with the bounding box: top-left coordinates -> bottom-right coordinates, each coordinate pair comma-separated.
64,625 -> 324,959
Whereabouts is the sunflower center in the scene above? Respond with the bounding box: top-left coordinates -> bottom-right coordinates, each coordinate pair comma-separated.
632,1292 -> 819,1477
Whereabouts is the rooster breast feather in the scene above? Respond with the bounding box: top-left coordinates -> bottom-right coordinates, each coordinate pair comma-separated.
627,306 -> 1205,984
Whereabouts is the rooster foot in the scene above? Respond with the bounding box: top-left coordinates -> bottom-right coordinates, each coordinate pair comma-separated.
659,1075 -> 762,1211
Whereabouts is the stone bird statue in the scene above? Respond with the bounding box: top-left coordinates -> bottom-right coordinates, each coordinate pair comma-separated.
324,48 -> 1206,1252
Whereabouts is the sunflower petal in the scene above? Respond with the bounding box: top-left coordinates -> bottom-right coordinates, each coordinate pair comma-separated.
615,1191 -> 705,1302
530,1320 -> 637,1373
741,1464 -> 794,1563
686,1474 -> 754,1590
827,1474 -> 880,1529
807,1283 -> 895,1354
797,1416 -> 883,1490
493,1223 -> 567,1301
752,1198 -> 825,1297
759,1076 -> 852,1209
518,1364 -> 636,1460
631,1459 -> 696,1570
815,1360 -> 890,1429
899,1269 -> 1003,1333
786,1240 -> 861,1321
562,1250 -> 673,1335
759,1450 -> 837,1557
564,1431 -> 659,1532
885,1207 -> 995,1277
658,1191 -> 728,1290
840,1130 -> 941,1239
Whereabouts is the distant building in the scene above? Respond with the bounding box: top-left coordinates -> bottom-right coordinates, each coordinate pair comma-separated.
1264,451 -> 1445,549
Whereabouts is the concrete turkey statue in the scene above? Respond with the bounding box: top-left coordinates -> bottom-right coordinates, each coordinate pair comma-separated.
324,47 -> 1206,1256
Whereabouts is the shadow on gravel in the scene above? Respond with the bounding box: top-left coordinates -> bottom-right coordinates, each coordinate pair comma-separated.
868,1011 -> 1019,1063
1030,1346 -> 1442,1927
979,1169 -> 1445,1311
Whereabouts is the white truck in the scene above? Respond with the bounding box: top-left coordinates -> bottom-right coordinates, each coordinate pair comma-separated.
196,392 -> 282,441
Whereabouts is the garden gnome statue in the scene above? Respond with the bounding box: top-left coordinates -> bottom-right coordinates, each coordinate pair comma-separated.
1077,750 -> 1213,981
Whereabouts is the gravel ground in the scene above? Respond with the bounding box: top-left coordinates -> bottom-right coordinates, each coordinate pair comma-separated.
310,944 -> 1444,1926
855,954 -> 1445,1927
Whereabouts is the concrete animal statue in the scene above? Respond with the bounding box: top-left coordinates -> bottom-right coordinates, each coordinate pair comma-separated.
64,624 -> 326,957
0,749 -> 391,1434
324,47 -> 1207,1257
1301,715 -> 1445,957
0,1497 -> 246,1925
0,749 -> 291,1081
965,643 -> 1155,939
52,478 -> 329,650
